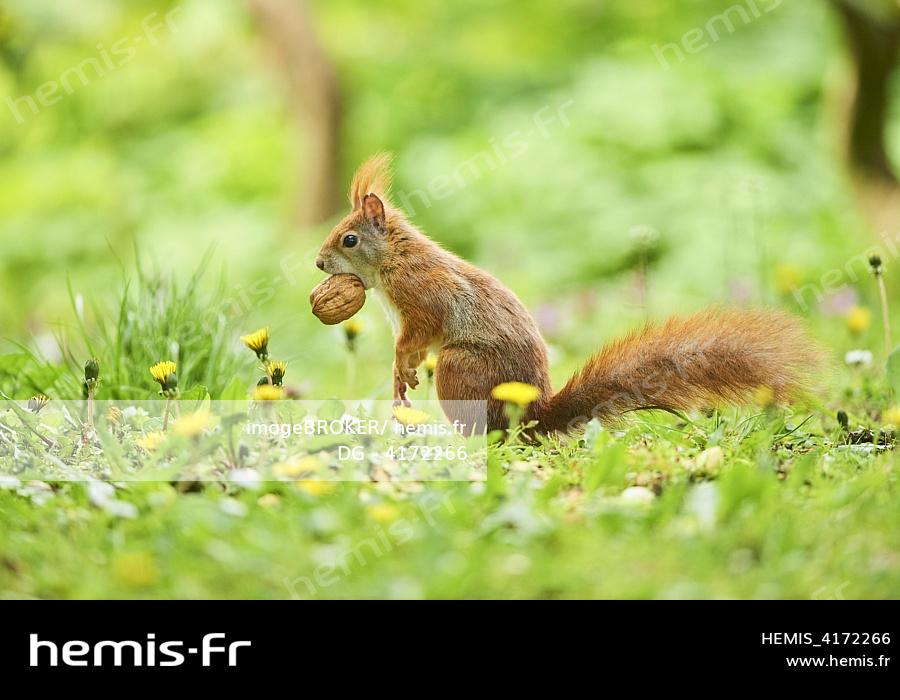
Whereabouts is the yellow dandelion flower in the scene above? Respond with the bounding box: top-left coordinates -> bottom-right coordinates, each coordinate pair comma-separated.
112,551 -> 157,588
257,493 -> 281,508
149,360 -> 176,384
273,462 -> 300,478
774,264 -> 802,294
172,409 -> 213,438
882,406 -> 900,427
753,385 -> 775,408
392,405 -> 431,425
343,319 -> 363,340
266,360 -> 287,386
366,503 -> 400,524
136,431 -> 166,452
296,480 -> 337,496
846,307 -> 872,334
252,384 -> 283,401
274,456 -> 322,478
149,360 -> 178,394
424,353 -> 438,375
241,327 -> 270,359
491,381 -> 541,407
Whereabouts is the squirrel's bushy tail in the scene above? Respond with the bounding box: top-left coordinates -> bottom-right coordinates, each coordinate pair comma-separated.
534,309 -> 823,433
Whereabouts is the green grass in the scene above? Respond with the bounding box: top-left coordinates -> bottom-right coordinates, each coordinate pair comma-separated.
2,0 -> 898,600
0,411 -> 897,599
0,263 -> 898,600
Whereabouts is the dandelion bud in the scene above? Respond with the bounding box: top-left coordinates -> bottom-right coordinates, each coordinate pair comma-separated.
267,360 -> 287,387
27,394 -> 49,413
836,410 -> 849,431
84,358 -> 100,381
869,255 -> 883,275
83,358 -> 101,397
163,373 -> 178,393
343,319 -> 362,351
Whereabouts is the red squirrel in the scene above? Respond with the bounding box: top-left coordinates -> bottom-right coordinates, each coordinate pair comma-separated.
315,154 -> 821,432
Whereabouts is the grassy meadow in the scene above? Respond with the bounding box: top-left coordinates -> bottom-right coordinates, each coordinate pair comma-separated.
1,0 -> 899,599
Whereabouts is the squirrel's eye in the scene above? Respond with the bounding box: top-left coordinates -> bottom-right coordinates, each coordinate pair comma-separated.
342,234 -> 358,248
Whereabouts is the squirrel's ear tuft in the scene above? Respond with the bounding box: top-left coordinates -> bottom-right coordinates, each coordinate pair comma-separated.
364,193 -> 386,233
349,153 -> 393,210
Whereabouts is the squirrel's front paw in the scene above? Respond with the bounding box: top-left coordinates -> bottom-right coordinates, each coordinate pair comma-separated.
393,373 -> 411,407
401,367 -> 419,389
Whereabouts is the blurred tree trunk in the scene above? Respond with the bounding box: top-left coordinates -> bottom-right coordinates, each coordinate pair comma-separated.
829,0 -> 900,232
245,0 -> 343,229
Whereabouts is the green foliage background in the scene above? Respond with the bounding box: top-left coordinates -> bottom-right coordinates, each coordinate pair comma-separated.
0,0 -> 898,599
2,0 -> 892,389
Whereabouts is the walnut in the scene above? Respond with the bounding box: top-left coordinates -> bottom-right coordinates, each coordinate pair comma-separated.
309,274 -> 366,325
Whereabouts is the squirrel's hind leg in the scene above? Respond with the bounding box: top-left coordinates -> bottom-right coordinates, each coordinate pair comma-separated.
434,346 -> 507,432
